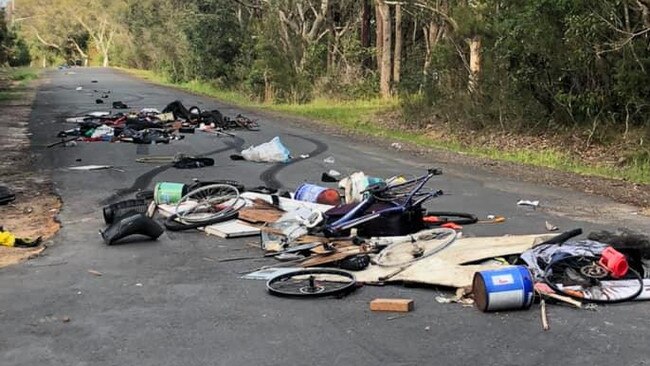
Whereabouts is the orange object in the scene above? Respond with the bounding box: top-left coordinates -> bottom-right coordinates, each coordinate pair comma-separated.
423,216 -> 441,223
317,189 -> 342,206
369,298 -> 414,312
441,222 -> 463,230
599,247 -> 628,279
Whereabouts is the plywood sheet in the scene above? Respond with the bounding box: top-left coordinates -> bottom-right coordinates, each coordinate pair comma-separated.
354,234 -> 551,288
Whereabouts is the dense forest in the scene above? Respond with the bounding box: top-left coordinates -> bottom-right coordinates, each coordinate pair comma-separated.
11,0 -> 650,149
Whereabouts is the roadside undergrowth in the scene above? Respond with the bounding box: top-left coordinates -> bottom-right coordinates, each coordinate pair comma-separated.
0,67 -> 58,268
123,68 -> 650,185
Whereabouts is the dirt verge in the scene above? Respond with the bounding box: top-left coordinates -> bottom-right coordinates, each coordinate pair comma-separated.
0,72 -> 61,268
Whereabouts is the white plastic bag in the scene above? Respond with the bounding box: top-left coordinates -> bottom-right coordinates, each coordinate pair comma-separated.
241,136 -> 291,163
338,172 -> 384,203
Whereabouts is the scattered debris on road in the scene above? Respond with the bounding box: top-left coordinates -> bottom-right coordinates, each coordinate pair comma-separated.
49,100 -> 259,148
89,159 -> 650,328
16,74 -> 649,329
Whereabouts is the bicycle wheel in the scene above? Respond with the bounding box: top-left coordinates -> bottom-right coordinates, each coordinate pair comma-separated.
186,179 -> 245,194
374,228 -> 457,267
174,184 -> 243,224
266,268 -> 357,298
543,255 -> 644,304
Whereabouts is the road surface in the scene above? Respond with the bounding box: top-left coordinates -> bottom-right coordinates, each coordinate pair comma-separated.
1,68 -> 648,366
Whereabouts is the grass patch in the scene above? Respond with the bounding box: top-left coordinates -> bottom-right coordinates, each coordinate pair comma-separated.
123,68 -> 650,184
0,91 -> 23,101
123,68 -> 392,127
0,67 -> 39,101
8,67 -> 39,86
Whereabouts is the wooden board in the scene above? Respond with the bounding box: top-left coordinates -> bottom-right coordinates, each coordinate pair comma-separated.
301,245 -> 365,267
238,207 -> 284,224
370,298 -> 414,313
354,234 -> 552,288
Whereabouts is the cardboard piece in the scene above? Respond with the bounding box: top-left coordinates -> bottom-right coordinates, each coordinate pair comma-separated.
355,234 -> 552,288
204,220 -> 261,238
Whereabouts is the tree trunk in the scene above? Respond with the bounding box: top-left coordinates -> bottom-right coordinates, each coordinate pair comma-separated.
637,0 -> 650,28
327,38 -> 334,74
361,0 -> 371,69
375,2 -> 383,71
468,36 -> 481,93
102,49 -> 109,67
377,0 -> 391,99
393,4 -> 402,87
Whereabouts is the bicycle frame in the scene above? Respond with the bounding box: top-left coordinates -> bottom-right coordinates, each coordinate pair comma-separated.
324,168 -> 443,235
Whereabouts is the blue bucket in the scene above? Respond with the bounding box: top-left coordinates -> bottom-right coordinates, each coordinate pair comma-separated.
473,265 -> 534,312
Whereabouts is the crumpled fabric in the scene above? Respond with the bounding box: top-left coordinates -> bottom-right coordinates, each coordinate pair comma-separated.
519,240 -> 609,280
0,230 -> 41,248
337,172 -> 383,203
0,231 -> 16,247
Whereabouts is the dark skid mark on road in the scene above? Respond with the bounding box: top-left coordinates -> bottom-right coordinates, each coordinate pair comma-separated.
100,136 -> 246,205
259,134 -> 328,189
136,144 -> 149,155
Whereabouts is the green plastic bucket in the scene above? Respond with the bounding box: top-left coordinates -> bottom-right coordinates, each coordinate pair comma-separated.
154,182 -> 187,205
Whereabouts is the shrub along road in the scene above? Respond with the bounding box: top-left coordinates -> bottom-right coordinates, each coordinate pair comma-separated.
1,68 -> 649,366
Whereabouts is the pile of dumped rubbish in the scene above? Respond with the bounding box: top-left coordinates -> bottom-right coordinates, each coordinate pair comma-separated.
49,100 -> 259,148
99,158 -> 650,330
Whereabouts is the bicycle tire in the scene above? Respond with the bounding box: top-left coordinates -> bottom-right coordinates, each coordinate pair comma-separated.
164,211 -> 239,231
374,228 -> 457,267
186,180 -> 245,193
543,255 -> 644,304
266,268 -> 357,298
175,184 -> 242,224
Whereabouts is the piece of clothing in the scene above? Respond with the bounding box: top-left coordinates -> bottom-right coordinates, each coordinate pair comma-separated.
0,230 -> 42,248
519,240 -> 609,280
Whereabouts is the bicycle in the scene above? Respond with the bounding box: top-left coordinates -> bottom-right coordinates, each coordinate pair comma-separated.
324,168 -> 444,237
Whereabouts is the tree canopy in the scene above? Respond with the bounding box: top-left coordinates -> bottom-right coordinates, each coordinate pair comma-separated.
11,0 -> 650,143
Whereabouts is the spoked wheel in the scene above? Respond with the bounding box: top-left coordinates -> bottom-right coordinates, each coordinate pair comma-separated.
266,268 -> 357,298
374,228 -> 457,267
544,255 -> 644,304
174,184 -> 243,224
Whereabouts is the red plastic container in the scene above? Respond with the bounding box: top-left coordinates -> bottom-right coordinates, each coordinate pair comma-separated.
599,247 -> 629,279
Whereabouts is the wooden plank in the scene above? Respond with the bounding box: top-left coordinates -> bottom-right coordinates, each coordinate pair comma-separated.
370,298 -> 414,313
238,207 -> 284,224
301,245 -> 365,267
300,251 -> 358,267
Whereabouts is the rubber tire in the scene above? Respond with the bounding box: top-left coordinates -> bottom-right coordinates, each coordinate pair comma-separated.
266,268 -> 357,298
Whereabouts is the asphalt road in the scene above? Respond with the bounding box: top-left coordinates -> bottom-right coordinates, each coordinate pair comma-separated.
1,68 -> 649,366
